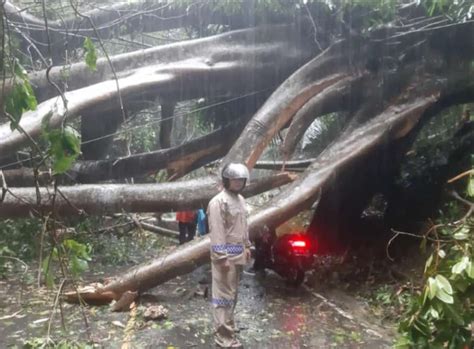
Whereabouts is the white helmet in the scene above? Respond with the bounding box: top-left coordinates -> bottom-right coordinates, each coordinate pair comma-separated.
222,163 -> 250,180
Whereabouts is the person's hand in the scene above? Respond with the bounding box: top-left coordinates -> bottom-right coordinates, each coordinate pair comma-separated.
245,248 -> 251,263
222,258 -> 231,270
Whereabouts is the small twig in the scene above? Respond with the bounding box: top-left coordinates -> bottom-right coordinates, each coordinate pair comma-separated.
47,278 -> 67,337
303,2 -> 323,52
37,214 -> 50,288
0,309 -> 23,321
69,0 -> 129,153
3,111 -> 44,155
56,187 -> 86,215
0,170 -> 7,202
389,228 -> 452,243
449,190 -> 474,223
0,255 -> 28,272
39,0 -> 69,123
449,190 -> 474,208
447,169 -> 474,183
386,231 -> 399,262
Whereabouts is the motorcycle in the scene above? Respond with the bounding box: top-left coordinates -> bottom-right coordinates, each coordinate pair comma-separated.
254,231 -> 315,286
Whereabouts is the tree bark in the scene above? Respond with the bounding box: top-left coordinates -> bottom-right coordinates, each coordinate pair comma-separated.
4,1 -> 306,64
68,97 -> 435,303
221,38 -> 367,168
1,121 -> 244,186
280,75 -> 364,159
0,25 -> 315,156
159,102 -> 175,149
80,110 -> 124,160
1,25 -> 314,104
0,172 -> 296,218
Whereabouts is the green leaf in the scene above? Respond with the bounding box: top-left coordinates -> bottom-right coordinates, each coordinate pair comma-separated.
444,304 -> 465,326
41,111 -> 54,135
394,336 -> 412,349
427,277 -> 438,300
5,60 -> 37,130
435,274 -> 453,295
413,318 -> 431,336
452,256 -> 469,275
438,249 -> 446,258
419,237 -> 427,253
468,261 -> 474,279
425,254 -> 433,272
47,126 -> 81,174
83,37 -> 97,71
70,256 -> 88,276
435,288 -> 454,304
64,239 -> 91,260
467,175 -> 474,198
429,307 -> 439,319
453,225 -> 469,240
467,174 -> 474,197
41,255 -> 54,288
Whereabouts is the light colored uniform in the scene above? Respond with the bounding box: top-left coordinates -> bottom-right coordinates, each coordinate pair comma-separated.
208,189 -> 251,347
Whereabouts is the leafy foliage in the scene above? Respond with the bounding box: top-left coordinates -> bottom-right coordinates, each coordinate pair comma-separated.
0,219 -> 42,261
45,126 -> 81,174
42,238 -> 91,288
5,59 -> 38,130
396,176 -> 474,348
23,337 -> 95,349
421,0 -> 474,19
301,113 -> 347,157
83,37 -> 97,71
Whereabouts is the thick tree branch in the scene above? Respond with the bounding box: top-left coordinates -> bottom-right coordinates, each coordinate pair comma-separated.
0,172 -> 296,218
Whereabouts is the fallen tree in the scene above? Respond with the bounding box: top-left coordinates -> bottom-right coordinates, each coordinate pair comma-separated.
67,96 -> 437,303
0,172 -> 295,218
2,1 -> 474,308
62,15 -> 474,302
0,24 -> 315,158
4,0 -> 314,64
1,121 -> 245,186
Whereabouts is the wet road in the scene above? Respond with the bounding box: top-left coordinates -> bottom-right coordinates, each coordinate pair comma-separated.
1,262 -> 394,348
130,265 -> 392,348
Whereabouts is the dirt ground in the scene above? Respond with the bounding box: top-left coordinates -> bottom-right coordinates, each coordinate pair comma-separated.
0,233 -> 399,348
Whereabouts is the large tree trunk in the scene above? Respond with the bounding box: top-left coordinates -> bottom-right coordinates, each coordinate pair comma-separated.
3,2 -> 474,309
4,1 -> 311,64
70,97 -> 436,304
0,25 -> 315,157
159,102 -> 176,149
0,172 -> 295,218
1,25 -> 314,104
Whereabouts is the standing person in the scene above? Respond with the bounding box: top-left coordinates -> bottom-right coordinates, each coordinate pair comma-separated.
208,163 -> 251,348
176,210 -> 197,245
197,208 -> 208,237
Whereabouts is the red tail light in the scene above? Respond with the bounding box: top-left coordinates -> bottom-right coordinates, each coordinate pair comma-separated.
288,236 -> 311,254
290,240 -> 307,248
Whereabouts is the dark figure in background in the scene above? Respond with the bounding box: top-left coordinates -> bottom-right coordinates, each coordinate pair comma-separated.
176,210 -> 197,244
252,229 -> 276,273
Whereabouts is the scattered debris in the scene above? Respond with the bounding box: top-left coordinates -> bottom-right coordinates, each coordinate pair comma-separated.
143,305 -> 169,321
111,290 -> 138,312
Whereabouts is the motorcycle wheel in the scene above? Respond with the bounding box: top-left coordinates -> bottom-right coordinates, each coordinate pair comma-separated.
287,268 -> 305,287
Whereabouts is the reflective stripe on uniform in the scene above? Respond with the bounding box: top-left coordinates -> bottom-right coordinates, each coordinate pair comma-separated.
212,297 -> 234,307
211,244 -> 244,255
